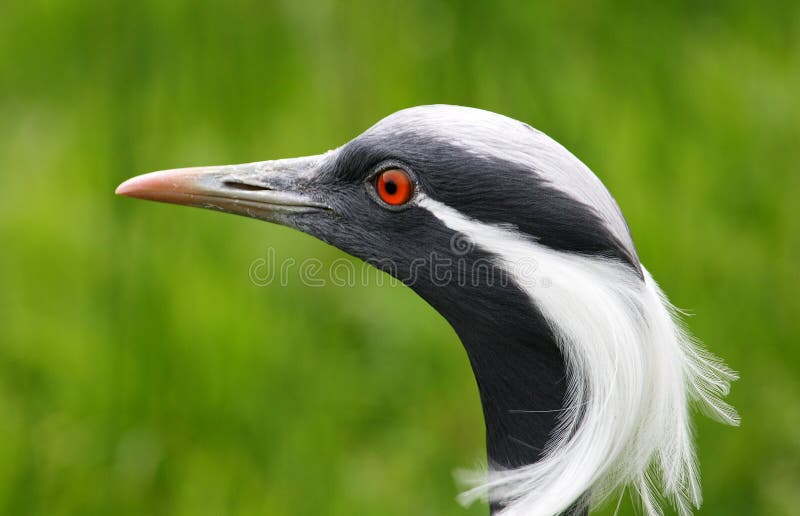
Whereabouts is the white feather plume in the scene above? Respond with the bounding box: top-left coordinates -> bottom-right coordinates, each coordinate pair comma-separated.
419,195 -> 739,516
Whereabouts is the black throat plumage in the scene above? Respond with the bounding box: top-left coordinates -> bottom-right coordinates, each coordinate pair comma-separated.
415,244 -> 567,465
399,231 -> 582,515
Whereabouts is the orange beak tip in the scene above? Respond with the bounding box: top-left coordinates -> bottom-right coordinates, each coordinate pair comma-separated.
115,177 -> 137,197
115,173 -> 162,198
114,169 -> 199,201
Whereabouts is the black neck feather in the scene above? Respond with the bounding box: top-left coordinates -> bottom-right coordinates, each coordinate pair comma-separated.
413,263 -> 584,514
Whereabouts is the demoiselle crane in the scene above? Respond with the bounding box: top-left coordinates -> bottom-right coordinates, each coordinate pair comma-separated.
117,105 -> 738,515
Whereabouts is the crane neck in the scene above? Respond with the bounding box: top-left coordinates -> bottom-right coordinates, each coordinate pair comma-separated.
413,273 -> 581,514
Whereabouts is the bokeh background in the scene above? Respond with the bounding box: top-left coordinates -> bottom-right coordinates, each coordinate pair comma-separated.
1,1 -> 798,515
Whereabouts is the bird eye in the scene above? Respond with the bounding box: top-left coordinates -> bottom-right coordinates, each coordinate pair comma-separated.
374,168 -> 414,206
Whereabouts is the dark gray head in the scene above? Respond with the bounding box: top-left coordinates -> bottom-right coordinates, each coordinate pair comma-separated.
117,105 -> 737,516
118,105 -> 638,285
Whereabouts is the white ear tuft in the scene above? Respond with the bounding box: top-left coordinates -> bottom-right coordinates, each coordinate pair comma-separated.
419,195 -> 738,516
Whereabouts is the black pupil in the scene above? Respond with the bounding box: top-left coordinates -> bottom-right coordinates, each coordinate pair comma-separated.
384,178 -> 397,195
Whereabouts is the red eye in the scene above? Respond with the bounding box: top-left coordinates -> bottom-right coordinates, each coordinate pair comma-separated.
375,168 -> 414,206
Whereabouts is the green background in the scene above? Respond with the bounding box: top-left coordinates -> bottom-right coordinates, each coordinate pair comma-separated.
1,1 -> 798,515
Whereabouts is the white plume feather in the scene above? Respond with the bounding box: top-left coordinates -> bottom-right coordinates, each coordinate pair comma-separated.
419,195 -> 738,516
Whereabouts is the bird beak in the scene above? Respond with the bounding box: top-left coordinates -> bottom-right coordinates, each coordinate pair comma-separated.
115,155 -> 331,221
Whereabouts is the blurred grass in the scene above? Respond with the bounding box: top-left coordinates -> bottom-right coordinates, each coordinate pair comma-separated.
1,1 -> 798,514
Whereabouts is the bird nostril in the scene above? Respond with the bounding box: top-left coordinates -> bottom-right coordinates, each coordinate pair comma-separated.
222,180 -> 272,192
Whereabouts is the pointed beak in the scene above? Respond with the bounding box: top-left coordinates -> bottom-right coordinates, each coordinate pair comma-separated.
115,155 -> 331,221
